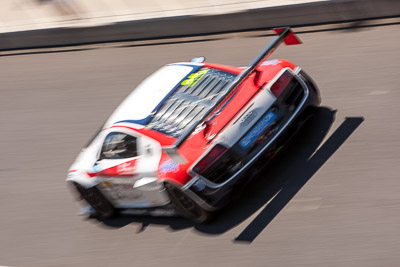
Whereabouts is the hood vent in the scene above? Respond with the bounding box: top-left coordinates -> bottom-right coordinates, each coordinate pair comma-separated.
147,68 -> 236,138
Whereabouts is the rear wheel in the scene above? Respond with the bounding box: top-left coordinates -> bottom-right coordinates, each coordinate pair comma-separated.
164,182 -> 213,224
74,183 -> 116,219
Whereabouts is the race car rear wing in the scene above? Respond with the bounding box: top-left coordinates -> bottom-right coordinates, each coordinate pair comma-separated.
164,27 -> 301,163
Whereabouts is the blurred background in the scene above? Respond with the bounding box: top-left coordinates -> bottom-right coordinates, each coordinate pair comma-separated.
0,0 -> 399,266
0,0 -> 352,32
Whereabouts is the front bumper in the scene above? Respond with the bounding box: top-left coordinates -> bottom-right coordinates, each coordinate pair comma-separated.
69,175 -> 171,212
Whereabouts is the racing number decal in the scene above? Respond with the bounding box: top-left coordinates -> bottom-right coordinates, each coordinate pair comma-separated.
181,68 -> 209,87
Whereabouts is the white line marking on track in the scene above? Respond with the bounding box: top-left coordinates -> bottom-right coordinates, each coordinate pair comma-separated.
368,90 -> 390,95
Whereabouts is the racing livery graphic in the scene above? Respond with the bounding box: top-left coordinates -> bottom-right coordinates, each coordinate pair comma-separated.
67,28 -> 320,223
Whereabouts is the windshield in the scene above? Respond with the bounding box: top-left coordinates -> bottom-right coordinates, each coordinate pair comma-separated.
100,132 -> 138,159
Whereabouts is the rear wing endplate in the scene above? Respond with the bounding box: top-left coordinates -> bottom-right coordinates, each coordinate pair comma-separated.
164,27 -> 301,163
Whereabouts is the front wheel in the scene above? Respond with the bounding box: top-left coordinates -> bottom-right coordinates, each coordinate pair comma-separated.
74,183 -> 116,219
164,182 -> 213,224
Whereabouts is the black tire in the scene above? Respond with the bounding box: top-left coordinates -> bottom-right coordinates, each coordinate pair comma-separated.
164,182 -> 213,224
74,183 -> 116,219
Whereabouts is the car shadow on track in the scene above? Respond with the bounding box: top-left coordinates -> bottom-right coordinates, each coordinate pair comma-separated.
97,107 -> 364,242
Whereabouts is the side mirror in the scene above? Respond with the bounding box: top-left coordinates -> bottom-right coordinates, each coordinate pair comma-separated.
190,56 -> 206,63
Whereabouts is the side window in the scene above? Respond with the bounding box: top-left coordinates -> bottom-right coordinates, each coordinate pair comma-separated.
100,132 -> 138,160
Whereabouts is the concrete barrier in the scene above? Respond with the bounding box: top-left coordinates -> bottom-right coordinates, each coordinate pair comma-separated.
0,0 -> 399,51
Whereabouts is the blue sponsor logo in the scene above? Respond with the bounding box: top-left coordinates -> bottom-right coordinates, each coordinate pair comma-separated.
159,160 -> 180,174
239,110 -> 277,149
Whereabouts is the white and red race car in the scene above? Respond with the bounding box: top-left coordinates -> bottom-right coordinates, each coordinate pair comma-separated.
67,28 -> 320,223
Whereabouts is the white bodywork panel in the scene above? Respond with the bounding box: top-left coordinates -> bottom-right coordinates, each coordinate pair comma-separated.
214,87 -> 277,147
105,65 -> 194,126
67,126 -> 169,209
67,63 -> 197,209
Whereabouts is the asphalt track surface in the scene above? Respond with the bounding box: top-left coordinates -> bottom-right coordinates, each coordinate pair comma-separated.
0,21 -> 400,266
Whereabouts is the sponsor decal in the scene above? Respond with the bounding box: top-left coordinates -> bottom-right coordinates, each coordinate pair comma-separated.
181,68 -> 209,87
159,159 -> 180,174
88,159 -> 138,177
240,111 -> 257,127
117,161 -> 136,175
99,181 -> 114,188
262,59 -> 281,66
239,110 -> 277,149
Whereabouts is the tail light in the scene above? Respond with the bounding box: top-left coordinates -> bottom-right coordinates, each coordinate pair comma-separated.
193,144 -> 228,174
270,70 -> 294,97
